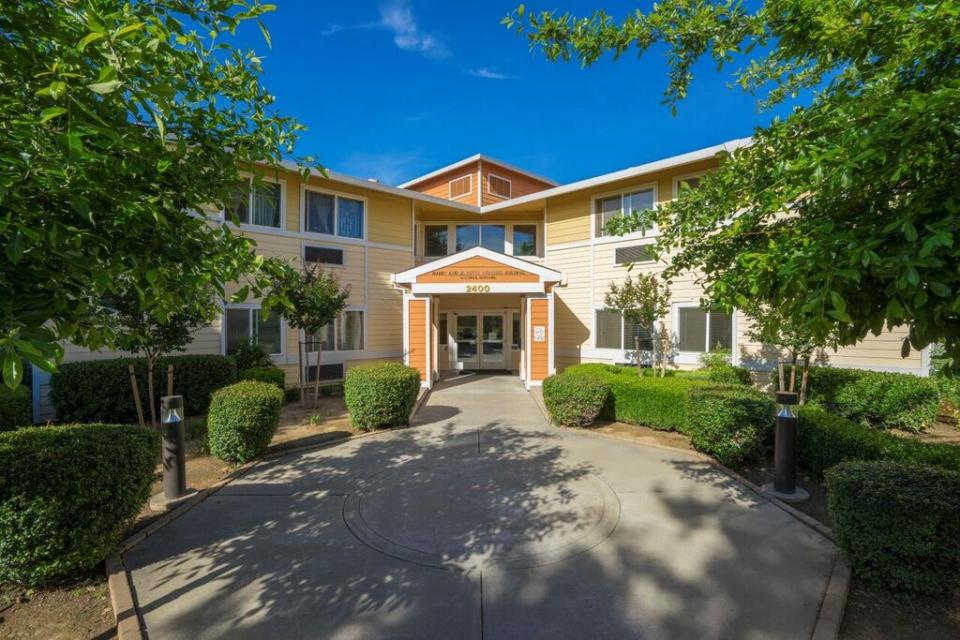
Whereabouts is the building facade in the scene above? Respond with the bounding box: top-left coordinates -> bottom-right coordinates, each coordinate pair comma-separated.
45,139 -> 928,411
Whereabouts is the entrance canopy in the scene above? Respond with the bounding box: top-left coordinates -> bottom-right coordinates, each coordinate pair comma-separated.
392,247 -> 563,294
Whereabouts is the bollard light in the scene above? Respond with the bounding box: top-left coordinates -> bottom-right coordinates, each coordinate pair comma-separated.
160,395 -> 187,500
762,390 -> 809,503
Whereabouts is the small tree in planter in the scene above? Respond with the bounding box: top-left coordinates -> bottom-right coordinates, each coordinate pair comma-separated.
108,285 -> 211,428
604,274 -> 672,376
272,264 -> 350,407
744,303 -> 840,404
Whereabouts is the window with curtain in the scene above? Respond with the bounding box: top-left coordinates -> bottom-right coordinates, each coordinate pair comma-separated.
481,225 -> 505,253
225,180 -> 250,224
595,309 -> 622,349
305,321 -> 334,353
513,225 -> 537,256
339,310 -> 364,351
252,182 -> 282,228
623,316 -> 653,351
425,225 -> 448,256
224,307 -> 283,355
306,191 -> 335,235
337,197 -> 364,239
456,224 -> 480,251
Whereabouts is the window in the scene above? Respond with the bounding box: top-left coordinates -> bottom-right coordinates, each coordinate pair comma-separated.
488,174 -> 511,199
511,313 -> 522,349
481,225 -> 505,253
449,175 -> 472,199
595,187 -> 655,237
304,189 -> 365,239
456,224 -> 480,252
304,246 -> 344,266
226,178 -> 282,229
614,245 -> 655,265
339,310 -> 364,351
424,225 -> 448,257
595,309 -> 652,350
675,175 -> 702,196
306,321 -> 335,353
224,307 -> 283,356
513,225 -> 537,257
439,313 -> 448,345
677,307 -> 733,353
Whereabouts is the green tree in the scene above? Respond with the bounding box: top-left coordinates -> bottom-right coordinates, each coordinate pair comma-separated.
272,264 -> 350,406
604,274 -> 672,376
506,0 -> 960,372
0,0 -> 316,388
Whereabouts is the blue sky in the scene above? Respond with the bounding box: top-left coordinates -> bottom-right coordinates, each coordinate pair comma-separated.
237,1 -> 789,186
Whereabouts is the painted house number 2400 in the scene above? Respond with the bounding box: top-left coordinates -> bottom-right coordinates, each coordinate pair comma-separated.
465,284 -> 491,293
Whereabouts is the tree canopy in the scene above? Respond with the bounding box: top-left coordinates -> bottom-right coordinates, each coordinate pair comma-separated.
0,0 -> 314,387
506,0 -> 960,371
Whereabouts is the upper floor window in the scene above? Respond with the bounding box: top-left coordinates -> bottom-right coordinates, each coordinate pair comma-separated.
513,225 -> 537,257
595,187 -> 655,237
449,175 -> 473,199
424,225 -> 448,257
226,178 -> 283,229
304,189 -> 365,239
488,174 -> 512,199
674,173 -> 704,197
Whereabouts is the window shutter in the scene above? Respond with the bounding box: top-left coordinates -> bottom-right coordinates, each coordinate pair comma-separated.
449,175 -> 472,199
488,175 -> 511,198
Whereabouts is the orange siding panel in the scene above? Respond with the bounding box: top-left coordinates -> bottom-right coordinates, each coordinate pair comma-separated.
417,256 -> 540,283
408,299 -> 428,381
529,298 -> 549,381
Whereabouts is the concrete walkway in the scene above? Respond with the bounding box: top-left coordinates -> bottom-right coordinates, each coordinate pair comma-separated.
126,375 -> 838,639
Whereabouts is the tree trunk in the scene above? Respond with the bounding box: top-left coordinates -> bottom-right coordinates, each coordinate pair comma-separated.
147,357 -> 157,430
167,364 -> 174,396
800,357 -> 810,405
313,344 -> 322,408
298,339 -> 305,405
789,353 -> 797,393
128,364 -> 146,429
635,336 -> 641,376
778,359 -> 785,391
658,326 -> 668,378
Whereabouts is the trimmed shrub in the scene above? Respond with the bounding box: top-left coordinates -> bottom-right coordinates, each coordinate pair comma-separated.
207,381 -> 284,463
684,385 -> 775,465
0,424 -> 157,586
792,367 -> 940,432
0,386 -> 31,431
230,339 -> 273,371
826,461 -> 960,593
542,373 -> 610,426
696,350 -> 753,385
797,406 -> 960,480
51,354 -> 237,423
240,366 -> 286,390
344,363 -> 420,430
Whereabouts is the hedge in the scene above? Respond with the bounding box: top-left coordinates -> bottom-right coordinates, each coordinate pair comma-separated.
344,363 -> 420,430
685,385 -> 775,465
790,367 -> 940,432
826,461 -> 960,593
207,381 -> 284,464
0,386 -> 31,431
51,354 -> 237,423
797,406 -> 960,480
239,366 -> 286,390
542,373 -> 610,427
0,424 -> 158,586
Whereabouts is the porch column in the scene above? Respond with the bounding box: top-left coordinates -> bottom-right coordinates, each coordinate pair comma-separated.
525,293 -> 553,388
404,294 -> 432,388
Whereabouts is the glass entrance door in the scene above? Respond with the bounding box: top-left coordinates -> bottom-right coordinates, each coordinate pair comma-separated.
480,314 -> 506,369
456,314 -> 478,369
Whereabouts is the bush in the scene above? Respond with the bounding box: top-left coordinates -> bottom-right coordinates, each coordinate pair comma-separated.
542,373 -> 610,426
344,363 -> 420,430
51,354 -> 237,423
0,424 -> 157,586
0,386 -> 31,431
240,366 -> 286,390
229,339 -> 273,372
696,350 -> 753,385
684,385 -> 775,465
797,406 -> 960,480
794,367 -> 940,432
826,461 -> 960,593
207,381 -> 283,463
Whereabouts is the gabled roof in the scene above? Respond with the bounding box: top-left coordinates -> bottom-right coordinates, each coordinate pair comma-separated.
398,154 -> 558,189
392,246 -> 564,285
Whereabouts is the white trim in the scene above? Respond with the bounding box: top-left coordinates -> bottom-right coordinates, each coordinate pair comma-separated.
481,138 -> 752,213
547,292 -> 555,376
487,173 -> 512,199
300,183 -> 368,241
399,153 -> 558,189
591,182 -> 659,241
221,303 -> 286,361
394,246 -> 563,284
672,170 -> 708,199
448,174 -> 474,201
411,282 -> 549,294
225,219 -> 410,253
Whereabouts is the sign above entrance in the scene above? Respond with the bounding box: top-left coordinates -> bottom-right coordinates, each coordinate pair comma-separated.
417,257 -> 539,284
392,246 -> 564,295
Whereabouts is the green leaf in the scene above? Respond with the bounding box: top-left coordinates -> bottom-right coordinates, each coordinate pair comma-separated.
930,282 -> 951,297
77,31 -> 106,51
6,232 -> 25,264
256,19 -> 272,49
39,107 -> 68,123
86,80 -> 123,94
900,337 -> 911,358
901,221 -> 918,242
2,351 -> 22,389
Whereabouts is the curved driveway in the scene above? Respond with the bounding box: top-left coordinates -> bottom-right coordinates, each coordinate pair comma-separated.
126,375 -> 838,639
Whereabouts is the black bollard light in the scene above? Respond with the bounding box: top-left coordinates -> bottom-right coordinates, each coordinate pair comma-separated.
762,390 -> 809,503
161,395 -> 187,499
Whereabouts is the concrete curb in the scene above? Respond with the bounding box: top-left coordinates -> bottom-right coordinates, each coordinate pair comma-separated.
570,426 -> 851,640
